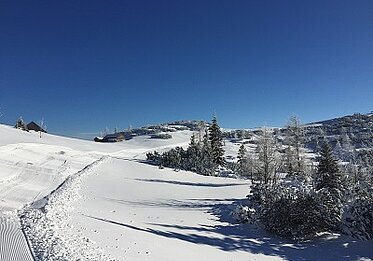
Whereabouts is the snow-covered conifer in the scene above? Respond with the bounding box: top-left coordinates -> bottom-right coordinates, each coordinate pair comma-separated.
237,144 -> 249,176
201,129 -> 217,175
344,182 -> 373,240
315,143 -> 344,191
315,143 -> 347,231
208,116 -> 225,167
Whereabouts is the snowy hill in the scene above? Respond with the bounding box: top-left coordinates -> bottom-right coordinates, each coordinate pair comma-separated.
304,113 -> 372,150
0,118 -> 372,260
0,124 -> 194,260
222,112 -> 373,167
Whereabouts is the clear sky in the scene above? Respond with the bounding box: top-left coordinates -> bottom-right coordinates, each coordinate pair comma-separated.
1,0 -> 372,138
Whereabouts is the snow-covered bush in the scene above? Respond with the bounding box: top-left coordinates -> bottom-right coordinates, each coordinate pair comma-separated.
344,201 -> 373,240
246,182 -> 325,240
273,190 -> 321,239
145,123 -> 225,176
150,133 -> 172,139
262,191 -> 323,240
232,205 -> 257,224
146,116 -> 226,176
315,187 -> 345,231
313,143 -> 347,231
343,182 -> 373,240
146,151 -> 162,165
146,144 -> 217,176
230,135 -> 370,241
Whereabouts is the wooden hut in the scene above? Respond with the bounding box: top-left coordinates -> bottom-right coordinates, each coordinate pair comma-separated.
27,121 -> 47,133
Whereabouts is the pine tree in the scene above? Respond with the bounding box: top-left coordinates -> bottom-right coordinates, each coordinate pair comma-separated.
189,133 -> 197,147
237,144 -> 246,163
315,143 -> 346,231
237,144 -> 248,176
208,116 -> 225,167
315,143 -> 343,191
186,133 -> 200,171
201,129 -> 216,175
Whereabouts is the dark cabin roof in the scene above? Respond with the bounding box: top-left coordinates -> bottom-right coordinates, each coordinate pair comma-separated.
27,121 -> 47,133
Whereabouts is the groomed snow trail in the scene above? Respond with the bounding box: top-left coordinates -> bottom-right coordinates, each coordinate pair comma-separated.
2,126 -> 372,261
0,125 -> 194,260
0,143 -> 101,260
69,158 -> 259,261
20,156 -> 115,261
0,215 -> 34,261
67,158 -> 373,261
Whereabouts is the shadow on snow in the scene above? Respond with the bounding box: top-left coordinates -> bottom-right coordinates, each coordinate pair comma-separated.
83,197 -> 373,261
135,178 -> 249,187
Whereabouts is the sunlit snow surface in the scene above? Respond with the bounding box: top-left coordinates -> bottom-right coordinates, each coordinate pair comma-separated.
0,124 -> 372,261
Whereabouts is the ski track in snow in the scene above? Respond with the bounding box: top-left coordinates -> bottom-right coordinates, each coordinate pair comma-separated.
19,156 -> 116,261
2,125 -> 371,261
0,215 -> 34,261
0,126 -> 194,261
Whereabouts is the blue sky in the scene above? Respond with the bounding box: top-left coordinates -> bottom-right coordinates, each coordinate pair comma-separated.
1,0 -> 372,138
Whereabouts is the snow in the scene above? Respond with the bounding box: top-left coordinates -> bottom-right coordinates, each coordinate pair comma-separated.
0,123 -> 372,260
0,215 -> 34,261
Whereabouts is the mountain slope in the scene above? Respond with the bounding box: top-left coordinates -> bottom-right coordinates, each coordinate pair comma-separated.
0,113 -> 372,261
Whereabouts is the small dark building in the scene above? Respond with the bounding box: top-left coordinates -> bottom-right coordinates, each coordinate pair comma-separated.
104,133 -> 125,142
94,131 -> 135,143
27,121 -> 47,133
94,136 -> 104,142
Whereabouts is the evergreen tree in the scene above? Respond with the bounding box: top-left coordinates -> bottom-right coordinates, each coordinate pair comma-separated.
315,143 -> 346,231
189,133 -> 197,147
237,144 -> 249,176
186,133 -> 200,171
315,143 -> 343,191
208,116 -> 225,167
201,129 -> 216,175
146,130 -> 219,176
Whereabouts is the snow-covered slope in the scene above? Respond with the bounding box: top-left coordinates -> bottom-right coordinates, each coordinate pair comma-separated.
0,123 -> 194,212
0,124 -> 193,260
0,124 -> 372,261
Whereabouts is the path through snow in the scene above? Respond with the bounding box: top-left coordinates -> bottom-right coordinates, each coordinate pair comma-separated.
0,125 -> 194,260
0,215 -> 34,261
1,125 -> 372,261
20,156 -> 115,260
39,156 -> 373,261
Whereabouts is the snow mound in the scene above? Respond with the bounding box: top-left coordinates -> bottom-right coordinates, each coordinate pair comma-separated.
19,156 -> 116,261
